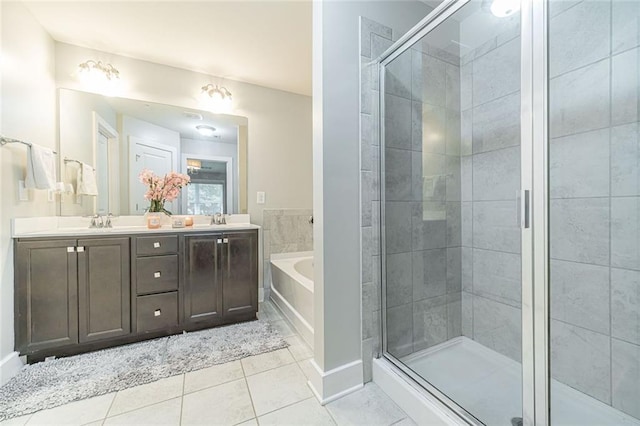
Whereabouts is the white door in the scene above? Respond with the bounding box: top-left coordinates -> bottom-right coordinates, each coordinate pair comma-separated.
129,137 -> 178,214
95,132 -> 110,215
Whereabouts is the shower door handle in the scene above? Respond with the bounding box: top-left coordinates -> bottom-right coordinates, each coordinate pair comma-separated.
517,189 -> 530,229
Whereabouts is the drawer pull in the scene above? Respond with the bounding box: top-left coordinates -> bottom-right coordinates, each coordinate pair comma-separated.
153,242 -> 161,248
154,271 -> 161,278
67,247 -> 75,253
154,309 -> 162,317
77,246 -> 85,253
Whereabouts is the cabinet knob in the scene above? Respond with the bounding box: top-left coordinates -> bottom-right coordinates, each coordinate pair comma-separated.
77,247 -> 85,253
154,271 -> 161,278
154,309 -> 162,317
67,247 -> 75,253
223,238 -> 229,244
153,242 -> 161,248
217,239 -> 223,244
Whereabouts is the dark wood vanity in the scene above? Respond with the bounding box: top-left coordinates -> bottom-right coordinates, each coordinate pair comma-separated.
14,229 -> 258,362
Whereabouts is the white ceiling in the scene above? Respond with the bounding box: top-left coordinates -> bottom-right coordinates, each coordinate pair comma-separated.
103,93 -> 240,143
23,0 -> 312,96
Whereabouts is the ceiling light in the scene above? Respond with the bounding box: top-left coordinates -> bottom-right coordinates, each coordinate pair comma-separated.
196,125 -> 217,137
200,84 -> 233,113
77,60 -> 121,95
486,0 -> 520,17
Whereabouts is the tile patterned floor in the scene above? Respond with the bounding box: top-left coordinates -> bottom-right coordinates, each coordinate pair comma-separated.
1,301 -> 415,426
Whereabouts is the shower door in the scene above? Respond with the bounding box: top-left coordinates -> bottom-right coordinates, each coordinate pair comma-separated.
379,0 -> 529,424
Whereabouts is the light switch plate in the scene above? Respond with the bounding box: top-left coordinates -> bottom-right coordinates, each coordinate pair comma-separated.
257,191 -> 266,204
18,180 -> 28,201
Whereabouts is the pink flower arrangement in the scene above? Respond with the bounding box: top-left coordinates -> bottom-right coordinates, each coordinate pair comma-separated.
139,169 -> 190,214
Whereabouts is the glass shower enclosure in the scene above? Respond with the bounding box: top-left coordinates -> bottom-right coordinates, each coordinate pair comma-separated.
378,0 -> 640,424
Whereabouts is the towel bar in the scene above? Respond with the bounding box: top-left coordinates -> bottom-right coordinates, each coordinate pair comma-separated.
0,135 -> 58,154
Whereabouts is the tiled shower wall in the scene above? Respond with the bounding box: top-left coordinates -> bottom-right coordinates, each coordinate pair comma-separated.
359,16 -> 464,381
382,41 -> 463,359
362,4 -> 640,417
360,17 -> 388,382
546,0 -> 640,417
459,23 -> 522,362
262,209 -> 313,296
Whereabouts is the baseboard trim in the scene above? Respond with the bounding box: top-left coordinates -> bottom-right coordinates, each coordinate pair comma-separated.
308,358 -> 364,405
0,351 -> 23,386
373,358 -> 463,426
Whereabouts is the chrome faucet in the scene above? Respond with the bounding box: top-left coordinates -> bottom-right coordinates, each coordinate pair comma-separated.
89,214 -> 104,229
211,213 -> 226,225
104,213 -> 115,229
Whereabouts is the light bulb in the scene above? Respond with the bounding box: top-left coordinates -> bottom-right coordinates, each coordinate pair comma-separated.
490,0 -> 520,17
77,60 -> 121,96
199,84 -> 233,113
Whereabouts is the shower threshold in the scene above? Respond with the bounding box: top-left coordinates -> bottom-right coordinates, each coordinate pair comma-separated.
400,337 -> 639,426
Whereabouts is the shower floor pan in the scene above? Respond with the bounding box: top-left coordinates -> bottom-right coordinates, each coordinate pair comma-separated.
401,337 -> 639,426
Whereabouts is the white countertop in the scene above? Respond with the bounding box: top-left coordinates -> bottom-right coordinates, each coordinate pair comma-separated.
12,215 -> 260,238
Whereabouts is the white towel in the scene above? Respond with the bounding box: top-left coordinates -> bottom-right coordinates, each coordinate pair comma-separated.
25,144 -> 56,190
77,163 -> 98,196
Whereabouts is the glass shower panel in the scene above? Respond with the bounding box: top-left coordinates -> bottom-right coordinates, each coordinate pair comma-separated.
382,1 -> 523,424
548,0 -> 640,424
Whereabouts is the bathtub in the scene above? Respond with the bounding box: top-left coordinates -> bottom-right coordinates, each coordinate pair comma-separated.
269,252 -> 314,348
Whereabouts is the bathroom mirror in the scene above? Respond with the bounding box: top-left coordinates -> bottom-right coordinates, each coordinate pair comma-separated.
57,88 -> 248,216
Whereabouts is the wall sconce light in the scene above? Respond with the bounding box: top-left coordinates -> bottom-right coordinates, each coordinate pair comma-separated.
77,60 -> 121,95
200,84 -> 233,113
187,159 -> 202,174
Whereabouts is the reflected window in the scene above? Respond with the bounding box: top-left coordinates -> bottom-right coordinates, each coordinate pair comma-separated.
187,182 -> 225,215
186,158 -> 228,214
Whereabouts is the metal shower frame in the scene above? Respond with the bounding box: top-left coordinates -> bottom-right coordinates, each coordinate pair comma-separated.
375,0 -> 549,424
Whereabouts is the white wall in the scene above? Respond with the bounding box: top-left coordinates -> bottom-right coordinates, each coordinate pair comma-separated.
0,2 -> 57,380
55,42 -> 313,226
312,0 -> 430,400
181,137 -> 239,213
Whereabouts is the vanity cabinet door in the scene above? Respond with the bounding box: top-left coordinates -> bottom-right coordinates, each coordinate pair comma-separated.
183,235 -> 223,324
222,232 -> 258,317
14,240 -> 79,354
77,238 -> 131,343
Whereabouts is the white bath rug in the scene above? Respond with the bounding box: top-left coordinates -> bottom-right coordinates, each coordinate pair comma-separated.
0,320 -> 288,421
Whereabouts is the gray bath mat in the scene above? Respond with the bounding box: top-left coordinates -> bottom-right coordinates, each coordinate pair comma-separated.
0,320 -> 288,421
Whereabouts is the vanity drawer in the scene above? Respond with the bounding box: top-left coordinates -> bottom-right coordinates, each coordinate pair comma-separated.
136,255 -> 178,295
136,292 -> 178,333
136,235 -> 178,256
